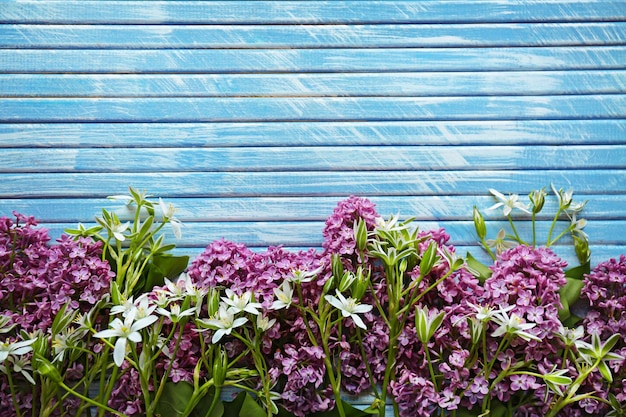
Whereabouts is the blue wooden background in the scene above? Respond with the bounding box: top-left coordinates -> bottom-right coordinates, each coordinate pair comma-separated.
1,0 -> 625,267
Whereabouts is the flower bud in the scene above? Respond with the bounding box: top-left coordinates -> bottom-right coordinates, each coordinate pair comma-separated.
338,271 -> 356,293
354,219 -> 368,252
110,282 -> 122,306
351,266 -> 370,301
573,234 -> 591,264
212,348 -> 229,387
472,207 -> 487,240
322,274 -> 335,294
528,188 -> 546,214
207,288 -> 221,317
35,356 -> 62,383
331,254 -> 344,281
419,242 -> 439,277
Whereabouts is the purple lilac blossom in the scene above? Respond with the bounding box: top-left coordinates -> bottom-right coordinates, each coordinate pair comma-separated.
579,255 -> 626,413
0,213 -> 114,417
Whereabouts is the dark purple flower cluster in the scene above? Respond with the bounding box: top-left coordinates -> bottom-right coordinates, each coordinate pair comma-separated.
269,344 -> 332,416
321,195 -> 379,260
580,255 -> 626,412
484,245 -> 567,359
1,213 -> 113,333
0,212 -> 114,417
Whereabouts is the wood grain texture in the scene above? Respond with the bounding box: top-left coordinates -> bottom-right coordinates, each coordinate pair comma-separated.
3,145 -> 626,173
2,120 -> 625,147
2,1 -> 624,24
3,171 -> 625,198
4,23 -> 626,49
2,96 -> 625,122
3,71 -> 626,97
2,47 -> 624,73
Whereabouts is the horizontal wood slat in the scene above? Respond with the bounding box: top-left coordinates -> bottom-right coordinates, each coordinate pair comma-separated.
3,145 -> 625,173
31,220 -> 626,248
2,95 -> 625,122
2,120 -> 625,147
3,71 -> 626,97
2,1 -> 624,24
2,47 -> 625,73
4,23 -> 626,49
3,170 -> 625,198
0,195 -> 621,223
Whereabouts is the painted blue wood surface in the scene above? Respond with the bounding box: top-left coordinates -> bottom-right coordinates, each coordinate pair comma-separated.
2,47 -> 624,73
0,0 -> 625,268
3,23 -> 626,48
2,120 -> 625,147
2,1 -> 624,24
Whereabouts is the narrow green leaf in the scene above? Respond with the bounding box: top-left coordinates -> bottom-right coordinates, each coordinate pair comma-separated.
597,361 -> 614,383
558,277 -> 585,321
465,252 -> 492,282
565,261 -> 591,280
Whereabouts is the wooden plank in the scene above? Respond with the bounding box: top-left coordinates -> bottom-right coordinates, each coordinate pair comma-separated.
1,1 -> 624,24
26,220 -> 626,249
3,71 -> 626,97
4,23 -> 626,49
2,47 -> 624,73
1,96 -> 624,123
2,120 -> 625,148
2,170 -> 625,198
0,195 -> 623,223
3,145 -> 625,173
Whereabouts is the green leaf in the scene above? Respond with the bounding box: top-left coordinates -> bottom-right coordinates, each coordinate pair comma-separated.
155,381 -> 194,416
139,254 -> 189,293
239,392 -> 268,417
565,261 -> 591,280
465,252 -> 492,282
155,382 -> 224,417
597,361 -> 614,383
558,277 -> 585,322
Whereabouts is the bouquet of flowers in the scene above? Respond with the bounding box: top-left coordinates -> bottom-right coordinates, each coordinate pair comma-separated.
0,186 -> 624,417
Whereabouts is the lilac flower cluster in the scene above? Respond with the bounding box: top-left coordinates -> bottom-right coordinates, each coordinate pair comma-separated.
580,255 -> 626,412
0,212 -> 114,417
1,213 -> 113,334
484,245 -> 567,360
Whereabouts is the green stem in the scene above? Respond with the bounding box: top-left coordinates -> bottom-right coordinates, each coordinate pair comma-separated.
531,212 -> 537,247
507,216 -> 523,244
546,210 -> 562,247
59,380 -> 129,417
202,386 -> 222,417
6,370 -> 24,417
424,345 -> 439,391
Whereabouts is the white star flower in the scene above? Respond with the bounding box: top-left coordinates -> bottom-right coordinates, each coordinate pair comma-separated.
221,289 -> 262,316
0,338 -> 36,362
159,198 -> 183,239
200,306 -> 248,344
324,290 -> 373,330
94,310 -> 158,367
271,281 -> 294,310
487,189 -> 531,216
491,309 -> 540,342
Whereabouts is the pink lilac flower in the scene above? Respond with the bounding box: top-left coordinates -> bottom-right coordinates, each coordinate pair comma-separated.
269,344 -> 331,417
483,245 -> 567,358
1,213 -> 114,417
389,370 -> 438,417
579,255 -> 626,415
